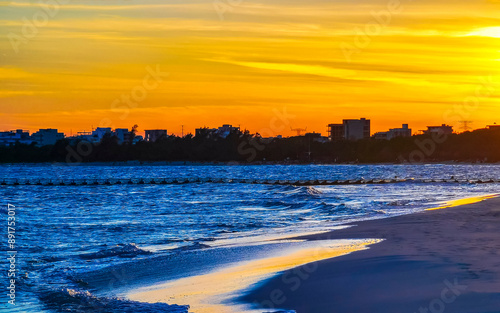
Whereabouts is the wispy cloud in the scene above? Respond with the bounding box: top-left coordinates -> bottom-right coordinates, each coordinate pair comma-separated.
1,0 -> 500,134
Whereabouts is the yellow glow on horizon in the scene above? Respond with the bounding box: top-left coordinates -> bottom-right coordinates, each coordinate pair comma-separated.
468,27 -> 500,38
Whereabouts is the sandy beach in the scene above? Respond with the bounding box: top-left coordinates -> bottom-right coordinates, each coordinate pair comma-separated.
128,239 -> 381,313
124,194 -> 500,313
240,196 -> 500,312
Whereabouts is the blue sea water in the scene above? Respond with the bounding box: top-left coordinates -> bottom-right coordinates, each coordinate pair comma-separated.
0,163 -> 499,312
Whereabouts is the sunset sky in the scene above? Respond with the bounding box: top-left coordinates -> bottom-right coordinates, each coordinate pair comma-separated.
1,0 -> 500,136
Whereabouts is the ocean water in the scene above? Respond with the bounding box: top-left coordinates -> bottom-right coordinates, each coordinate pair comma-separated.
1,164 -> 499,312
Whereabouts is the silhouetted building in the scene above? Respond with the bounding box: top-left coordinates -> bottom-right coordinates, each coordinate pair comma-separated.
31,129 -> 64,146
115,128 -> 132,144
305,132 -> 329,143
373,132 -> 388,140
195,127 -> 217,138
195,125 -> 240,139
132,135 -> 144,144
92,128 -> 112,141
66,131 -> 97,144
0,129 -> 32,146
424,124 -> 453,135
374,124 -> 412,140
145,129 -> 167,142
217,124 -> 240,138
327,124 -> 344,141
328,118 -> 370,141
344,118 -> 370,140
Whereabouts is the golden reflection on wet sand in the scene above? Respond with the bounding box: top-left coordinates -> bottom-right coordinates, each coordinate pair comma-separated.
128,239 -> 382,313
427,194 -> 499,211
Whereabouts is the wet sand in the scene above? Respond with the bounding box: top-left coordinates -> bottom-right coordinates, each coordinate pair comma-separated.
127,239 -> 381,313
240,196 -> 500,312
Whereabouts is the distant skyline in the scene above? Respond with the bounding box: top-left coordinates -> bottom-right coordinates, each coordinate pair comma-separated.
4,121 -> 500,139
2,120 -> 499,138
1,0 -> 500,136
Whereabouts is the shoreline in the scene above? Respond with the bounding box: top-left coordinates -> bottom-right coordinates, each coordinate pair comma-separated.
127,239 -> 382,313
240,195 -> 500,312
124,194 -> 498,313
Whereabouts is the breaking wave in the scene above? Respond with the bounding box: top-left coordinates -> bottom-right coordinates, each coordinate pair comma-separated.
79,244 -> 153,260
38,288 -> 189,313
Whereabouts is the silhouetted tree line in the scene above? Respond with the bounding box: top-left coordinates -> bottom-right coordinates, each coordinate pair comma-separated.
1,128 -> 500,164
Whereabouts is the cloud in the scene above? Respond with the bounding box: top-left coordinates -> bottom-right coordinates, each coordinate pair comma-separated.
466,27 -> 500,38
0,67 -> 36,79
1,0 -> 500,134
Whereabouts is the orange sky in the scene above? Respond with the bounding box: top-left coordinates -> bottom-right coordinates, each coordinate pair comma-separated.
1,0 -> 500,136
